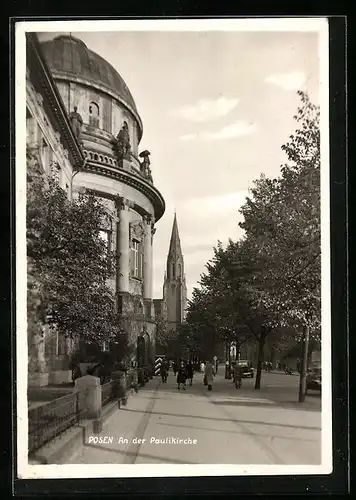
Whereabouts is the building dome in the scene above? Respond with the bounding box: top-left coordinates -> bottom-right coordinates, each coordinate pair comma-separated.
41,35 -> 140,120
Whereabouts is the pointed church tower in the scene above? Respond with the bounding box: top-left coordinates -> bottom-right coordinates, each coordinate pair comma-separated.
162,213 -> 187,332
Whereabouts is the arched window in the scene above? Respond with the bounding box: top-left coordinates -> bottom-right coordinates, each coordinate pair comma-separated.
172,263 -> 175,279
178,263 -> 181,278
89,102 -> 100,128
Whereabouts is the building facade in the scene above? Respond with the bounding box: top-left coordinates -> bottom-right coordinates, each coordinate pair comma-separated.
26,33 -> 165,386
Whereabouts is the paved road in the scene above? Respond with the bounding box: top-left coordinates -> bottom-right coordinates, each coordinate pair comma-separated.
67,371 -> 321,465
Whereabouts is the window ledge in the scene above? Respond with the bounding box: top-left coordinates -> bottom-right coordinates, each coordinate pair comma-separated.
130,276 -> 143,282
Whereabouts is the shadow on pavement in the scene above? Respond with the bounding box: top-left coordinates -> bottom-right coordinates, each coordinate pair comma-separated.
122,408 -> 321,431
154,376 -> 321,412
212,399 -> 321,412
158,421 -> 320,442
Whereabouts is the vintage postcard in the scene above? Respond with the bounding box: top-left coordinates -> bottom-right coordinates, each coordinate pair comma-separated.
15,18 -> 331,480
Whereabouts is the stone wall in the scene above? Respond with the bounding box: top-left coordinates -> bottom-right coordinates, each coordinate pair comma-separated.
26,77 -> 74,192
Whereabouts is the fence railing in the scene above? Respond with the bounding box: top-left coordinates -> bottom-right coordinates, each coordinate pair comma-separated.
28,391 -> 81,455
101,380 -> 117,406
28,369 -> 141,456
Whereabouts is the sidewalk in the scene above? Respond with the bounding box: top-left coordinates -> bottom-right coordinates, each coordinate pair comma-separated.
66,378 -> 161,464
66,372 -> 321,465
213,373 -> 321,411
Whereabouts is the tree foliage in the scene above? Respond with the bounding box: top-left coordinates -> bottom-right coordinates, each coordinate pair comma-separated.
155,315 -> 180,356
27,147 -> 122,346
183,91 -> 321,388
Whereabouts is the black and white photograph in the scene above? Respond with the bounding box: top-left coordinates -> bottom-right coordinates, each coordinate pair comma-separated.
16,18 -> 331,479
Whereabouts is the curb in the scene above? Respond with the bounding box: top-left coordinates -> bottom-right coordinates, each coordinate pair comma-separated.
29,387 -> 139,465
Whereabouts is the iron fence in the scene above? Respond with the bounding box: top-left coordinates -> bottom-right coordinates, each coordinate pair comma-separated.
101,380 -> 118,406
28,391 -> 81,455
28,370 -> 140,456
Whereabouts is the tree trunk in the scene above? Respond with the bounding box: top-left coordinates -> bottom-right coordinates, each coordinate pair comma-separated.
254,330 -> 267,390
236,343 -> 240,362
298,324 -> 310,402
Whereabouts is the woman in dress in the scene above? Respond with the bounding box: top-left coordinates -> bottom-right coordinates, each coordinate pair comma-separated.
177,361 -> 187,390
204,361 -> 214,391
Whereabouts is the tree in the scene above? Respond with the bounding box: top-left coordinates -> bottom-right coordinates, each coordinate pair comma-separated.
187,242 -> 258,372
238,90 -> 321,399
27,147 -> 122,371
183,91 -> 320,397
155,315 -> 179,357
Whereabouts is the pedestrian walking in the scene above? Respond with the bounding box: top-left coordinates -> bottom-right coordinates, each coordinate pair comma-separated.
160,361 -> 168,383
71,362 -> 82,385
186,361 -> 194,386
233,363 -> 242,389
177,361 -> 187,390
200,361 -> 205,374
173,361 -> 178,376
204,361 -> 214,391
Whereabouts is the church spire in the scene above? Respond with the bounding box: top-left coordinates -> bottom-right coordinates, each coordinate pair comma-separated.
168,212 -> 182,257
166,213 -> 184,279
163,213 -> 187,329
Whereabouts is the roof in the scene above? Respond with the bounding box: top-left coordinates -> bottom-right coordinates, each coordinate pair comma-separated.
40,35 -> 140,119
168,213 -> 183,261
26,33 -> 84,168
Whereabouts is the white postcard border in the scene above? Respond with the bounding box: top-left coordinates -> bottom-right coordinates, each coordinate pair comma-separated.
16,17 -> 332,479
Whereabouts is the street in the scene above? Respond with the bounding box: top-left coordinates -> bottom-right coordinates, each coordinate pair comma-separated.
66,370 -> 321,465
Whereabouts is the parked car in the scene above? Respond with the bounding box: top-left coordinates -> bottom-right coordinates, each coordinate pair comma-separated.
233,360 -> 254,378
306,367 -> 321,393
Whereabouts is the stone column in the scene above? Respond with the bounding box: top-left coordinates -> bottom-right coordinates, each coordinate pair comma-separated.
74,374 -> 102,419
117,197 -> 134,293
143,215 -> 153,299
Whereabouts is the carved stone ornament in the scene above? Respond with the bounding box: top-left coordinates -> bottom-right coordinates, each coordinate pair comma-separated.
114,121 -> 131,162
143,214 -> 153,225
130,221 -> 146,240
117,196 -> 135,211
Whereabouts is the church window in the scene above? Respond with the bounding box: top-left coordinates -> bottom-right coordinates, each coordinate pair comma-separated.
178,263 -> 181,277
40,138 -> 50,173
89,101 -> 100,128
99,229 -> 112,265
56,331 -> 67,356
102,341 -> 110,352
172,263 -> 175,279
130,239 -> 143,279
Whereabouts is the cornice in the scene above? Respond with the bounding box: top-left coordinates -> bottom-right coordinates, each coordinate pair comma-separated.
27,33 -> 85,169
82,161 -> 165,222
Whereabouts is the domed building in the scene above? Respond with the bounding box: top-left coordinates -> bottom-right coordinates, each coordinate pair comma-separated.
26,33 -> 165,385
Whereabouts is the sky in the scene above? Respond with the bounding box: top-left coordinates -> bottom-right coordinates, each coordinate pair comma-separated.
37,23 -> 322,301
